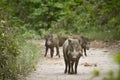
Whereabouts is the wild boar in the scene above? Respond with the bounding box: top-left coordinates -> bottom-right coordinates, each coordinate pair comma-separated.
63,38 -> 83,74
44,34 -> 60,58
81,36 -> 90,56
71,35 -> 90,56
58,35 -> 68,47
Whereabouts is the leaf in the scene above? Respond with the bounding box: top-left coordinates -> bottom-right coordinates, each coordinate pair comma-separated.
54,2 -> 64,8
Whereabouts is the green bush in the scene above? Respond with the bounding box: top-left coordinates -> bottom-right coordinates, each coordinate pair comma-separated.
16,41 -> 41,75
0,21 -> 41,80
22,29 -> 40,40
0,21 -> 21,79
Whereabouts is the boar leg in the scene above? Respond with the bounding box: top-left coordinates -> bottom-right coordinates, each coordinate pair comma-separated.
84,48 -> 87,56
71,61 -> 74,74
44,47 -> 48,57
68,61 -> 71,74
50,48 -> 54,58
64,58 -> 68,73
56,46 -> 60,58
75,60 -> 79,74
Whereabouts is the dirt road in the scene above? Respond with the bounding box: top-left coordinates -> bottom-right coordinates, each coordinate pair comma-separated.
25,40 -> 119,80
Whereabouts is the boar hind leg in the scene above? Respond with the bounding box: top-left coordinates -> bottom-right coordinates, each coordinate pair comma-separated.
84,48 -> 87,56
56,46 -> 60,58
50,48 -> 54,58
44,47 -> 48,57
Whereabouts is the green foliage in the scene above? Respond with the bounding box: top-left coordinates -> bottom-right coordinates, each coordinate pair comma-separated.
103,70 -> 114,80
90,69 -> 100,80
114,52 -> 120,64
37,0 -> 120,40
0,21 -> 41,79
1,0 -> 119,40
22,29 -> 40,39
113,52 -> 120,80
0,2 -> 41,79
0,20 -> 21,79
16,41 -> 41,75
92,69 -> 100,77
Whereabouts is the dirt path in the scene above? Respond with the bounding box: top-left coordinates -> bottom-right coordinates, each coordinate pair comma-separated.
25,40 -> 119,80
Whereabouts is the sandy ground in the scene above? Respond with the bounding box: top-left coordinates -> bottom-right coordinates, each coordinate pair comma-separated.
25,40 -> 119,80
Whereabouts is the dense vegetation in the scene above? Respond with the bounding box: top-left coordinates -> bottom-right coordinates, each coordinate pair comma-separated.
0,0 -> 120,79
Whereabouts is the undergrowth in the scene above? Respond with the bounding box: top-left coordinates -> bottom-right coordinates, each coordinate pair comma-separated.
16,41 -> 41,76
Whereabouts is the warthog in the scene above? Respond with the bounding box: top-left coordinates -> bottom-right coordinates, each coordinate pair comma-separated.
63,38 -> 83,74
44,34 -> 60,58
